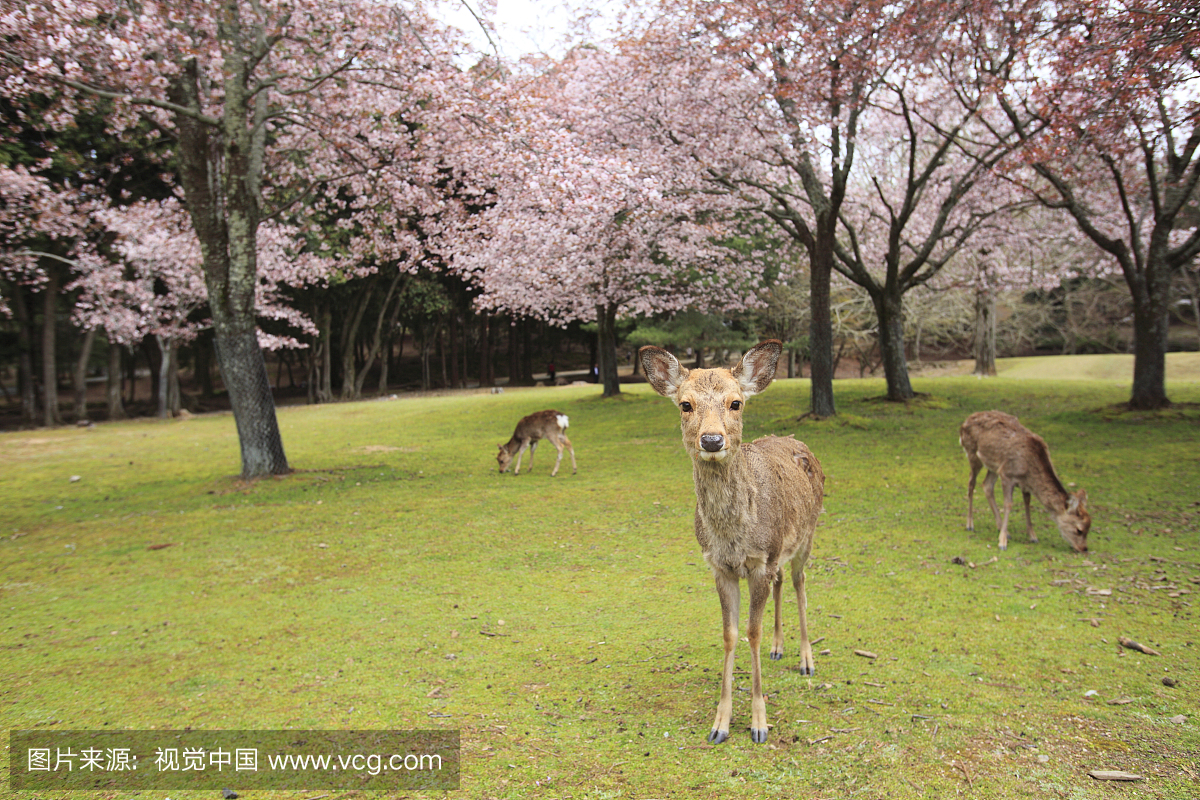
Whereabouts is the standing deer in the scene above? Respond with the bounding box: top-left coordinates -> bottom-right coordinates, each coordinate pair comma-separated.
640,340 -> 824,745
497,409 -> 576,477
959,410 -> 1090,552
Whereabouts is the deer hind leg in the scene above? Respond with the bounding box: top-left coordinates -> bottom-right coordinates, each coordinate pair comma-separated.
791,557 -> 814,675
549,435 -> 566,477
1023,489 -> 1037,542
746,570 -> 773,744
561,433 -> 576,474
769,567 -> 784,661
708,573 -> 741,745
966,457 -> 983,531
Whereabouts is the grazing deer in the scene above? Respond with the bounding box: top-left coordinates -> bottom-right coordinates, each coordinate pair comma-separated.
959,410 -> 1090,552
497,409 -> 576,477
640,340 -> 824,745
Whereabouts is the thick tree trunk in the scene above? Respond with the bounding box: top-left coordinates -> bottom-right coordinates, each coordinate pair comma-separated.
873,290 -> 914,401
106,339 -> 126,420
213,326 -> 288,475
1127,258 -> 1171,409
171,55 -> 288,477
41,267 -> 62,426
973,287 -> 997,377
597,302 -> 621,397
72,327 -> 97,421
808,247 -> 836,417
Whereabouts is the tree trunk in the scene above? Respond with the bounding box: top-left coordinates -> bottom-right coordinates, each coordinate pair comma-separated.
973,286 -> 997,377
11,283 -> 38,425
171,55 -> 288,477
597,302 -> 621,397
447,313 -> 460,389
106,339 -> 126,420
73,327 -> 98,421
156,334 -> 173,418
1127,253 -> 1171,409
143,336 -> 161,409
521,317 -> 534,383
479,315 -> 493,387
318,305 -> 333,403
873,289 -> 914,401
354,272 -> 403,397
212,326 -> 289,476
41,266 -> 62,426
195,329 -> 215,397
808,246 -> 836,417
340,277 -> 377,400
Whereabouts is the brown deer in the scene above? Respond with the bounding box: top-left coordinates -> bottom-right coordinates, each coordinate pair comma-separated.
640,340 -> 824,745
497,409 -> 576,477
959,410 -> 1090,552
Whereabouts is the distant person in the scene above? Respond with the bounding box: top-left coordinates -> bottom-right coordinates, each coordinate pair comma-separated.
590,363 -> 599,382
547,362 -> 556,383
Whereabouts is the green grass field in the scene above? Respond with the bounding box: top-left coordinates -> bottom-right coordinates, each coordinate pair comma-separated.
2,368 -> 1198,799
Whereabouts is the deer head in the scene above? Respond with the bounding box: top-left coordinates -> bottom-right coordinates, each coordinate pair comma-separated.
641,341 -> 782,463
1056,490 -> 1090,552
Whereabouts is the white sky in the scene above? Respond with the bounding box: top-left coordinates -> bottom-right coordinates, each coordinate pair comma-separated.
439,0 -> 621,60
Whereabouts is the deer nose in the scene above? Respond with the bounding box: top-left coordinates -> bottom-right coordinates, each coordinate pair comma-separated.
700,434 -> 725,452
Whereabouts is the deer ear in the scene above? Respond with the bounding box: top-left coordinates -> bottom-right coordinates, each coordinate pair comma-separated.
640,346 -> 687,399
1071,490 -> 1087,510
733,340 -> 783,397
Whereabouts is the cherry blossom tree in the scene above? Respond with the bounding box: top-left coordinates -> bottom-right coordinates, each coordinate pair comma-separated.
648,0 -> 940,416
0,162 -> 91,424
72,198 -> 322,417
2,0 -> 471,474
450,45 -> 765,397
996,0 -> 1200,409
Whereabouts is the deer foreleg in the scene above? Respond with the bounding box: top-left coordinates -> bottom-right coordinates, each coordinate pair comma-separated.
769,568 -> 784,661
982,471 -> 1001,528
747,571 -> 773,744
513,440 -> 531,474
998,477 -> 1017,550
791,557 -> 814,675
966,460 -> 982,531
708,573 -> 740,745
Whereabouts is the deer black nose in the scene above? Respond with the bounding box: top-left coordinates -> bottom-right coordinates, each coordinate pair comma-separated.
700,434 -> 725,452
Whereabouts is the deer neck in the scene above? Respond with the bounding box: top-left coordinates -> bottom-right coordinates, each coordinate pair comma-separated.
691,449 -> 758,539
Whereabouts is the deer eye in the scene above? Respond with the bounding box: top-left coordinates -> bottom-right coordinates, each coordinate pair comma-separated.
730,400 -> 742,411
679,401 -> 693,413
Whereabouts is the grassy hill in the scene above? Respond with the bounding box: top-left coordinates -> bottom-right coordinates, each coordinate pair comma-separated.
2,371 -> 1197,798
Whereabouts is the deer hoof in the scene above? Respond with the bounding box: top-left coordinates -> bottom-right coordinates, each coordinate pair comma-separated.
706,729 -> 728,745
751,727 -> 768,744
769,650 -> 783,661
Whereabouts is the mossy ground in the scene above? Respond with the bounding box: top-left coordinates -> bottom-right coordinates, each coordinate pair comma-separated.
2,371 -> 1198,799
